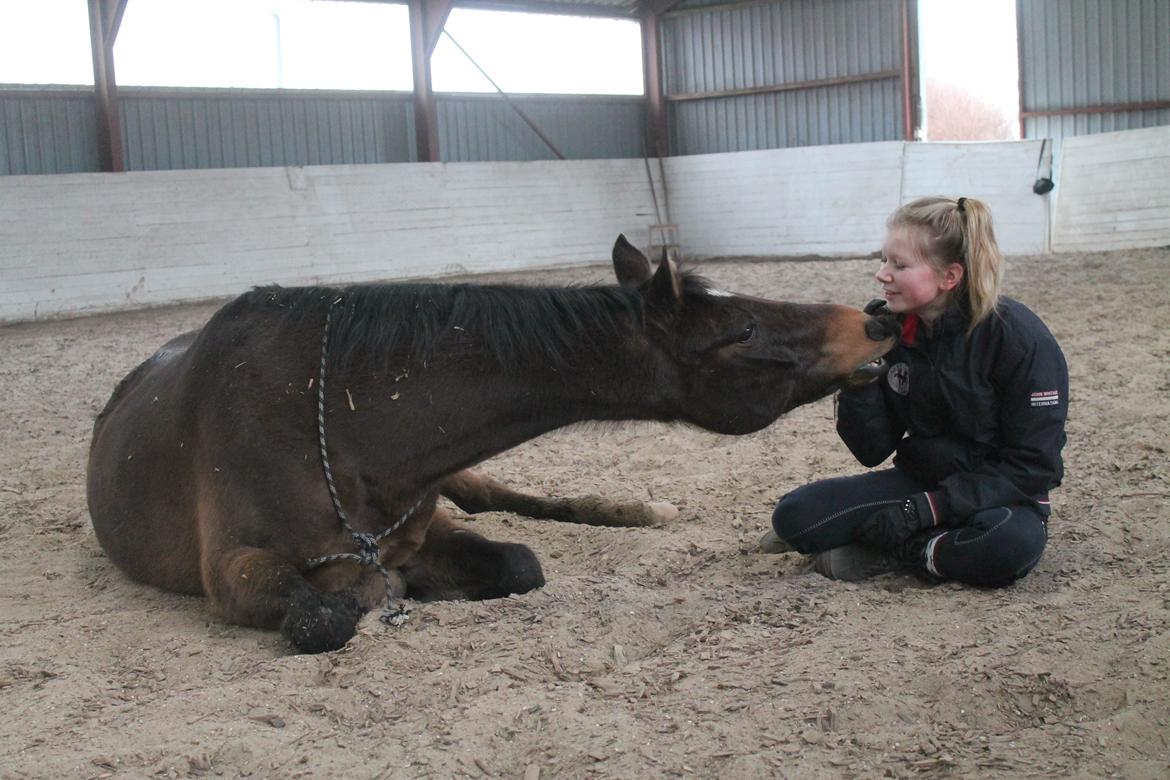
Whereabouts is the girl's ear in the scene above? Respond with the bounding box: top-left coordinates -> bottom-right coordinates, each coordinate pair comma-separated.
939,262 -> 965,291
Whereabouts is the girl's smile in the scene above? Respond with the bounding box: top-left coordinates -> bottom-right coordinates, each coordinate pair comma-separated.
877,226 -> 964,324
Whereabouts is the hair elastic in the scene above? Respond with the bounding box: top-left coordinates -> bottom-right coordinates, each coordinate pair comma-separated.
956,197 -> 968,213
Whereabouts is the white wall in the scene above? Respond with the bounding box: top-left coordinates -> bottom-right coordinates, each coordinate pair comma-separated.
4,129 -> 1164,323
902,141 -> 1049,256
665,142 -> 906,257
1052,125 -> 1170,252
669,139 -> 1050,259
0,159 -> 656,322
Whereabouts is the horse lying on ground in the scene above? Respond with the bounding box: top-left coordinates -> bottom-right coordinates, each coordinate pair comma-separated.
87,236 -> 897,653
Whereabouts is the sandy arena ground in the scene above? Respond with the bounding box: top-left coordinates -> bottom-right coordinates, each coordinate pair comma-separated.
2,248 -> 1168,779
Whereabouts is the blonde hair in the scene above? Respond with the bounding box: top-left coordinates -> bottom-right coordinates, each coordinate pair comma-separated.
888,196 -> 1003,330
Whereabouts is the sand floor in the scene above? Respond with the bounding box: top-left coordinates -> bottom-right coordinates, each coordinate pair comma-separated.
2,247 -> 1168,779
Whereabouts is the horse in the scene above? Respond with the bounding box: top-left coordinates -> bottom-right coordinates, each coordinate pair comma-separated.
87,235 -> 897,653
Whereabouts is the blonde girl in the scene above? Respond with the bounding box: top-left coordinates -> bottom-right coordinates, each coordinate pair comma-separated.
764,197 -> 1069,586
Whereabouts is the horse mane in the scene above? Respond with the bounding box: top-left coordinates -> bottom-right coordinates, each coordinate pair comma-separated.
247,273 -> 714,374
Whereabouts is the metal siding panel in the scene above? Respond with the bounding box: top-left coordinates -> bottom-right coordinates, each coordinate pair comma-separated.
1020,0 -> 1169,139
0,90 -> 98,175
436,94 -> 643,163
664,0 -> 905,154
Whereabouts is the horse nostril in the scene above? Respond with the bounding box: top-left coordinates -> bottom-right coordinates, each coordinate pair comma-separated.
865,315 -> 899,341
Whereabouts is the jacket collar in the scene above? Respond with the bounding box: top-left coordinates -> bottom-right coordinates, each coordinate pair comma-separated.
900,302 -> 970,346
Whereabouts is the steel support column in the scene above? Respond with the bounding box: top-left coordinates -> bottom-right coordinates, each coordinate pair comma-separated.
88,0 -> 129,172
409,0 -> 452,162
641,10 -> 668,157
899,0 -> 920,141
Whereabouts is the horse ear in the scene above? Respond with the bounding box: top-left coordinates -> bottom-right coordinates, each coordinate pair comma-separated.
612,234 -> 652,289
645,253 -> 683,310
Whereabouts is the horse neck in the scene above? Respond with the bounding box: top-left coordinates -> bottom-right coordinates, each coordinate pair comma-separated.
329,289 -> 672,483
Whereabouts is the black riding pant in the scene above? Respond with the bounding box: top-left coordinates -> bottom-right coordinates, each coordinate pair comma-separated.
771,468 -> 1048,588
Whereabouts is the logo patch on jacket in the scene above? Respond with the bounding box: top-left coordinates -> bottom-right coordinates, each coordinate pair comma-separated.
1030,390 -> 1060,407
888,362 -> 910,395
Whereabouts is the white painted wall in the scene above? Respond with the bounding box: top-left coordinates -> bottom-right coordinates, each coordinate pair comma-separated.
4,129 -> 1163,323
902,141 -> 1049,256
1051,125 -> 1170,252
0,159 -> 657,322
669,140 -> 1050,259
664,142 -> 906,257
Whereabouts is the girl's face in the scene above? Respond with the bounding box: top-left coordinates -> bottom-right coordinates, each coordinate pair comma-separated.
876,226 -> 963,321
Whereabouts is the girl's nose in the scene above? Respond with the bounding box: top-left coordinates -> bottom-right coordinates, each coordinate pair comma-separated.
875,264 -> 891,283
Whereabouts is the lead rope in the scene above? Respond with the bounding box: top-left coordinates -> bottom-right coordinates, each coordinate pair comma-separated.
305,297 -> 419,626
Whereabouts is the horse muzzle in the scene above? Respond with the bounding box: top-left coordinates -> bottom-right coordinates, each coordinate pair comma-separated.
843,356 -> 889,388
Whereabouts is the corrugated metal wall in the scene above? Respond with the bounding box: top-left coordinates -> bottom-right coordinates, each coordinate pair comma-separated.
119,89 -> 415,170
0,86 -> 645,175
1018,0 -> 1170,139
0,87 -> 100,175
663,0 -> 910,154
438,95 -> 645,161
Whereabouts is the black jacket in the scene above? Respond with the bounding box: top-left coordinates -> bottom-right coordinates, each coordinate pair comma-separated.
836,297 -> 1068,519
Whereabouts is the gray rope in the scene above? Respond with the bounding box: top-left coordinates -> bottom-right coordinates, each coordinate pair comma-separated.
305,297 -> 420,626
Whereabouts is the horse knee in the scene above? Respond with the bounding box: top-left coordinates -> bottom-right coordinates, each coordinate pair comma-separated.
494,542 -> 545,597
280,586 -> 365,654
204,546 -> 304,630
403,531 -> 544,602
453,536 -> 545,600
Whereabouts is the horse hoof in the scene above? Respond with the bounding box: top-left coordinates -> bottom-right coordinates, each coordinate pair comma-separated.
280,588 -> 365,654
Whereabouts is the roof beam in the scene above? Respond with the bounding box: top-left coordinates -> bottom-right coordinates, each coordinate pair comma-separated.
106,0 -> 129,41
448,1 -> 637,19
421,0 -> 454,54
640,0 -> 682,17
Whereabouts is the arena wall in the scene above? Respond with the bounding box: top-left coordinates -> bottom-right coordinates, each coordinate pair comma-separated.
0,159 -> 656,321
1051,125 -> 1170,252
2,127 -> 1164,322
665,140 -> 1051,258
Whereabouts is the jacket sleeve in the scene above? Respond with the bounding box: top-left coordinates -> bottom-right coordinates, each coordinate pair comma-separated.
836,381 -> 906,467
939,318 -> 1069,517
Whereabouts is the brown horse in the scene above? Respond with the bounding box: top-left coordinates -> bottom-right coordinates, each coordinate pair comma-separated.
87,236 -> 897,653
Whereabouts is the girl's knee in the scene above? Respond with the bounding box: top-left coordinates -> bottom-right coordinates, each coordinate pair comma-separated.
771,487 -> 825,554
955,511 -> 1047,587
999,524 -> 1047,584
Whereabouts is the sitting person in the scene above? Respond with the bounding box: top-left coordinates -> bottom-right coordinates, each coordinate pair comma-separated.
763,196 -> 1068,586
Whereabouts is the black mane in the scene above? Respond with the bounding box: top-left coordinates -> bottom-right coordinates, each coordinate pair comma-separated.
246,281 -> 649,374
248,272 -> 715,374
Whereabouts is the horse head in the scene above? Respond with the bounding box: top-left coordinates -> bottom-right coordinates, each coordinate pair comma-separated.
612,234 -> 897,435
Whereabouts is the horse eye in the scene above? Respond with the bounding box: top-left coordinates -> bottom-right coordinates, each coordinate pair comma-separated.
737,323 -> 757,344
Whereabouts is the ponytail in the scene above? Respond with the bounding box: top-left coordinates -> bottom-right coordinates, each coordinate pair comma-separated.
888,196 -> 1004,331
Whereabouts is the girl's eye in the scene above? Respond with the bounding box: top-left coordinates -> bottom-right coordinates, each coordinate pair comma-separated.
737,323 -> 757,343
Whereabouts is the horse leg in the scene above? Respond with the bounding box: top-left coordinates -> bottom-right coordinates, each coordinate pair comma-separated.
205,546 -> 395,654
399,508 -> 545,602
439,468 -> 679,528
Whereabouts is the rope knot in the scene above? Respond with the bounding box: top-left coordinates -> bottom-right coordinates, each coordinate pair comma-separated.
353,533 -> 381,567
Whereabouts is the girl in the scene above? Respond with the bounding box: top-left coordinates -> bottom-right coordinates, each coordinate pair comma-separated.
764,196 -> 1068,587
